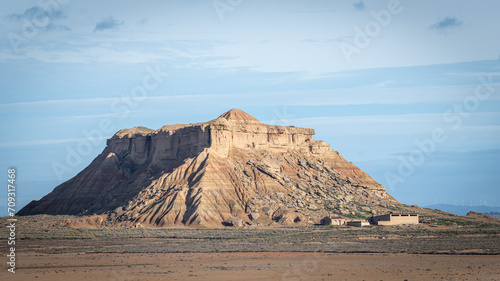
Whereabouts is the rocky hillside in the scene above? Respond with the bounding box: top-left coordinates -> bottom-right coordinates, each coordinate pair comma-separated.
19,109 -> 404,227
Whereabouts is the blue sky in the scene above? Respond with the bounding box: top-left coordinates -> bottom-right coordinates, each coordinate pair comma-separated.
1,0 -> 499,216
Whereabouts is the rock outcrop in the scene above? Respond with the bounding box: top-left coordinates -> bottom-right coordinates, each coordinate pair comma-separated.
19,109 -> 400,227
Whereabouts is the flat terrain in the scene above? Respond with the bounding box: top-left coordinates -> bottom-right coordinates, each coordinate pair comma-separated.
1,215 -> 499,280
2,252 -> 500,281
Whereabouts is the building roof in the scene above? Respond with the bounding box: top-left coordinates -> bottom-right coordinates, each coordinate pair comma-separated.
374,213 -> 419,216
329,216 -> 345,219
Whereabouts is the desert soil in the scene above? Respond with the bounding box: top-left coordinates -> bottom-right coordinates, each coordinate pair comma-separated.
2,252 -> 499,281
1,216 -> 499,280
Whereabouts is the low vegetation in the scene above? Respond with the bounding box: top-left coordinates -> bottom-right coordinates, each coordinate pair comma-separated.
2,215 -> 499,256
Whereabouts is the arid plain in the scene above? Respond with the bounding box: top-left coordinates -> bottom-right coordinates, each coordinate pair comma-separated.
2,215 -> 500,280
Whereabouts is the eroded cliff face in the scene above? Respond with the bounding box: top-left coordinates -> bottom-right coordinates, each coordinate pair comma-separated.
19,109 -> 398,227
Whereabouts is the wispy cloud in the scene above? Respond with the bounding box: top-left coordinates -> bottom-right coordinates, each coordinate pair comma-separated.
279,113 -> 500,126
0,97 -> 114,112
46,23 -> 71,32
353,1 -> 365,11
294,9 -> 337,14
94,17 -> 123,32
374,80 -> 395,87
270,113 -> 500,137
0,137 -> 107,148
0,45 -> 167,64
62,112 -> 133,122
2,83 -> 498,115
137,18 -> 148,25
7,6 -> 65,21
430,17 -> 463,32
6,5 -> 69,33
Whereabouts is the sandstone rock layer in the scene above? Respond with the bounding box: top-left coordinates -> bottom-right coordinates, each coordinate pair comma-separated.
19,109 -> 399,227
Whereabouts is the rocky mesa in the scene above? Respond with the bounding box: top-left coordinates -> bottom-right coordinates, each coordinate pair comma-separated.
19,109 -> 402,227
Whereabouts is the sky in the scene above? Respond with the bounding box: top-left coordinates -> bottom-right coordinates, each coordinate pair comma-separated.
1,0 -> 499,216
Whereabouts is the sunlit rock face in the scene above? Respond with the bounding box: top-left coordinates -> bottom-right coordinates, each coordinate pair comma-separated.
19,109 -> 397,227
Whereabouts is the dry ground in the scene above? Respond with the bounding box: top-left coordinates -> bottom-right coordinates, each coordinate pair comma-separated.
1,215 -> 499,280
2,252 -> 500,281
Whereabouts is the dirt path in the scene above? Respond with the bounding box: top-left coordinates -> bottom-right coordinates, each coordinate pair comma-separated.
2,252 -> 499,281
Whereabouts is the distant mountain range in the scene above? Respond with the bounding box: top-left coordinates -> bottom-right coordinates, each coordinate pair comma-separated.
424,204 -> 500,216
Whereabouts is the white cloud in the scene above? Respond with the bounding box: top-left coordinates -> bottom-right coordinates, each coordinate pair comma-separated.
275,113 -> 500,137
0,45 -> 169,64
61,112 -> 134,122
2,0 -> 500,73
2,82 -> 499,114
0,137 -> 107,148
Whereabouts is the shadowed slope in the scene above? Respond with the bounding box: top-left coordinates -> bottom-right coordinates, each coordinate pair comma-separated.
19,109 -> 398,227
